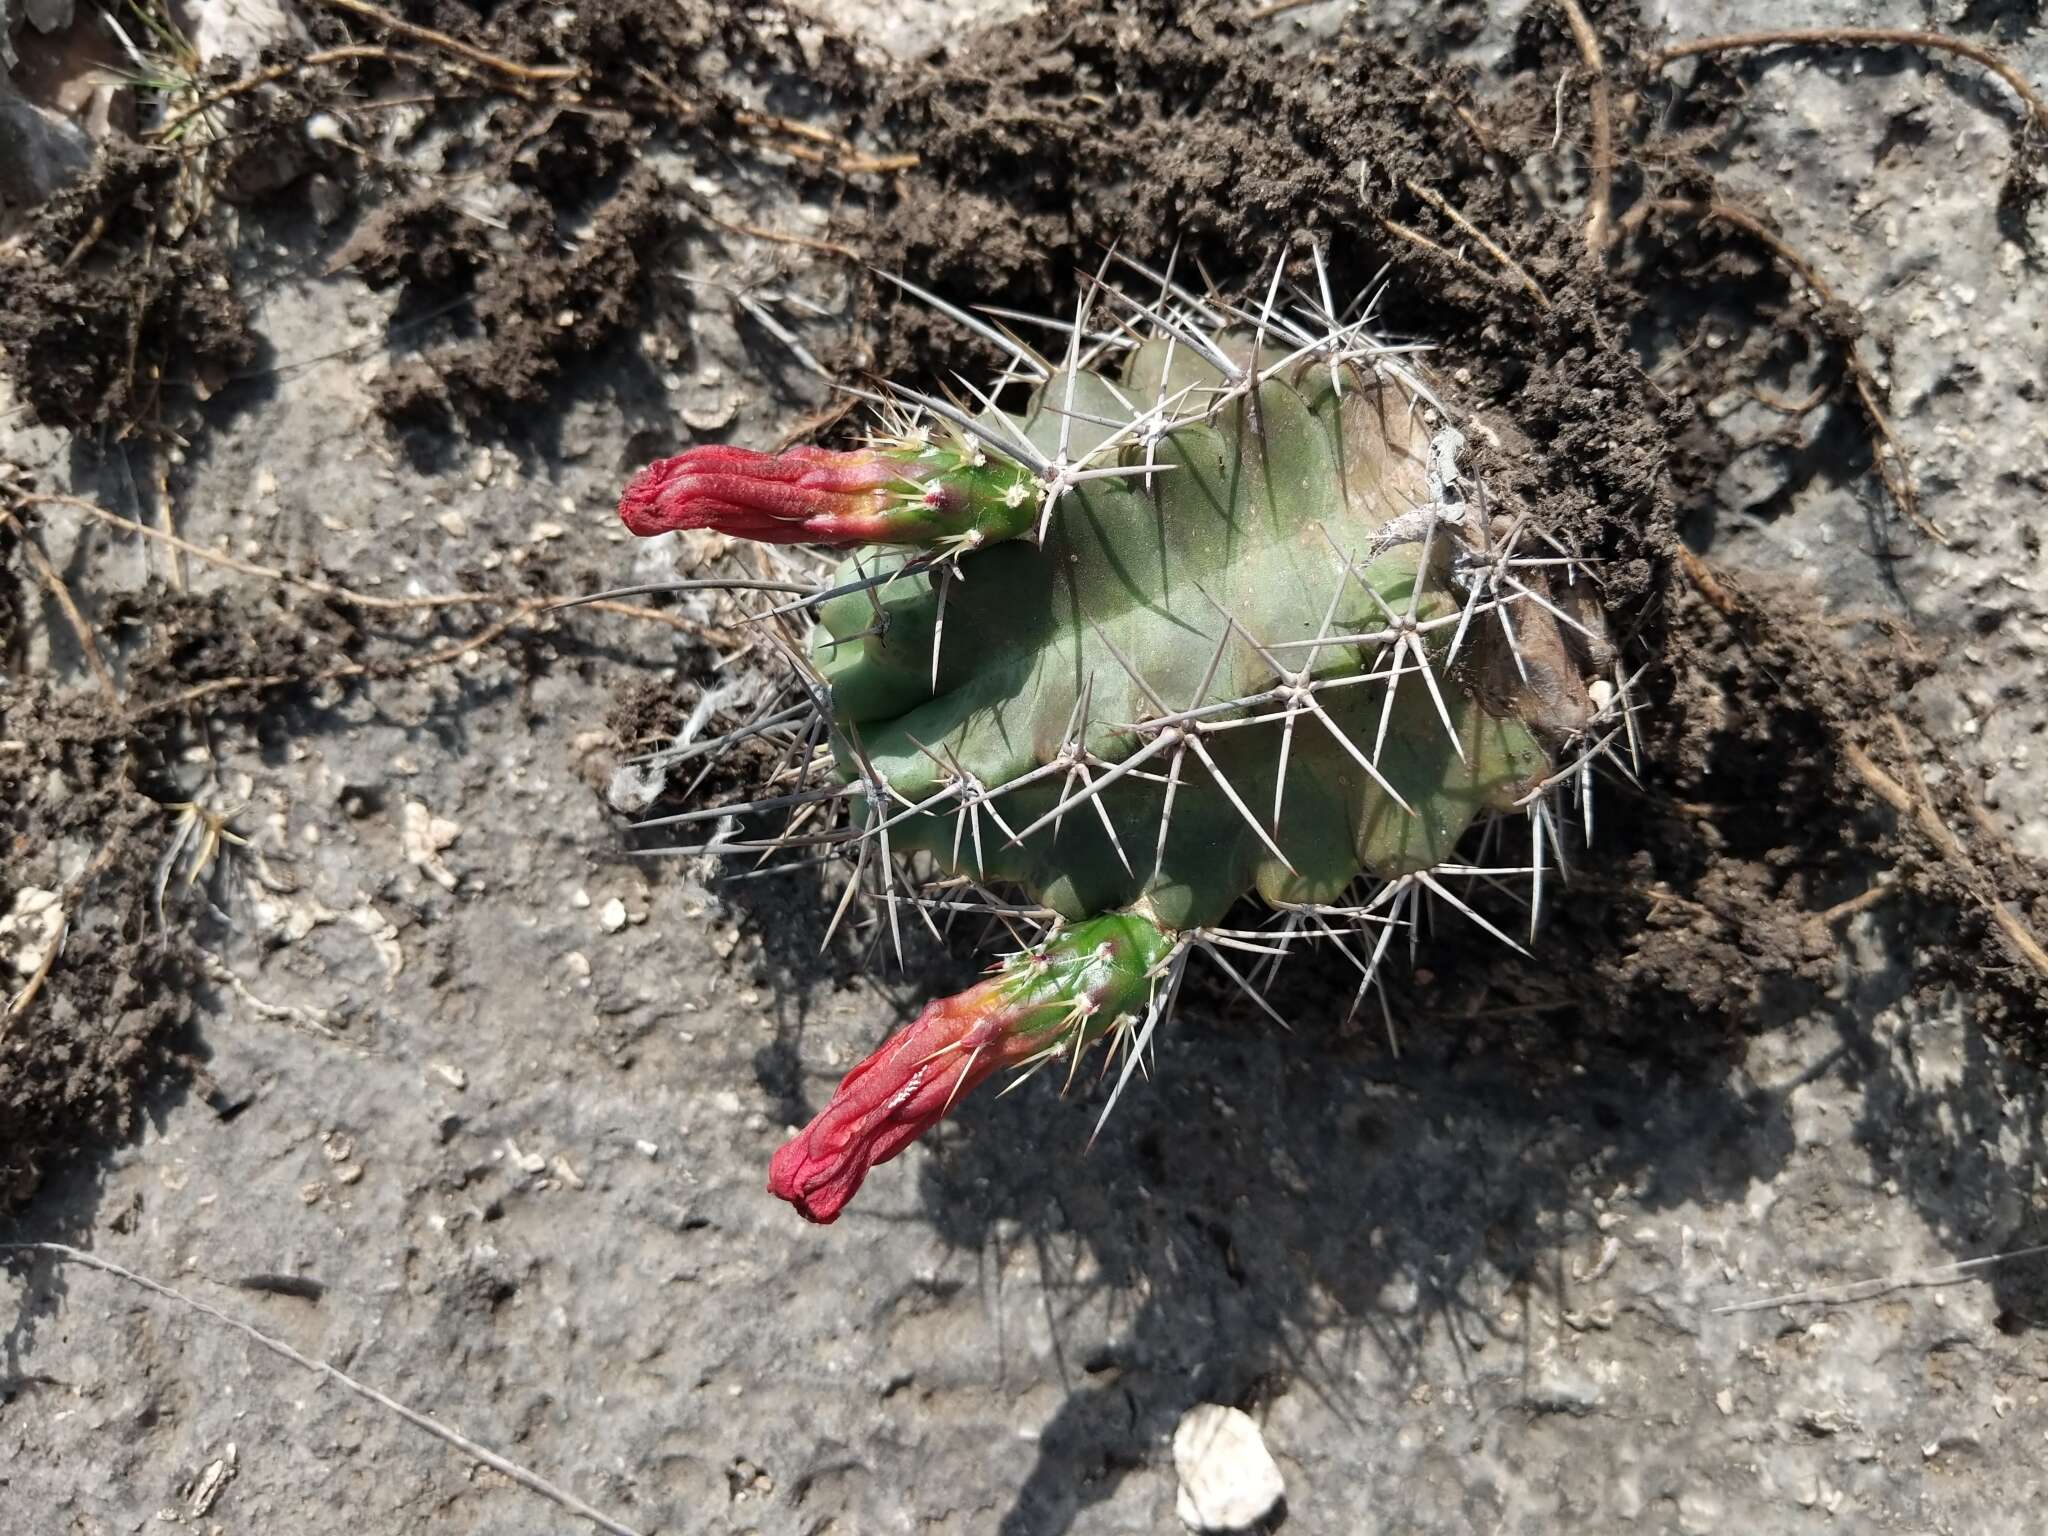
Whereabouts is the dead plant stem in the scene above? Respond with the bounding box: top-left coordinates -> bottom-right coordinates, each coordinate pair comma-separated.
1842,727 -> 2048,983
1650,28 -> 2048,131
154,46 -> 467,139
1,509 -> 120,707
1402,178 -> 1551,308
1554,0 -> 1614,258
1635,198 -> 1947,546
311,0 -> 578,84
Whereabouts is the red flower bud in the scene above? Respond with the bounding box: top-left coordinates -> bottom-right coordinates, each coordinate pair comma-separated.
767,913 -> 1174,1223
620,440 -> 1041,551
767,982 -> 1023,1223
619,444 -> 905,545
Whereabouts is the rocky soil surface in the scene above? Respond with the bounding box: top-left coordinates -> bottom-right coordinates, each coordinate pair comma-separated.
4,1 -> 2048,1533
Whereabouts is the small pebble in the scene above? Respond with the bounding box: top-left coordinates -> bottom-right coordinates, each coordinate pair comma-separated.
1172,1405 -> 1284,1533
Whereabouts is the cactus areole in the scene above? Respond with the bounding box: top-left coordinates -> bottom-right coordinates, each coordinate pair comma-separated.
616,257 -> 1630,1222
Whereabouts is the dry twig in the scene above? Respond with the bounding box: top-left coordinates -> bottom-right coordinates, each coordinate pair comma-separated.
153,46 -> 470,139
0,1243 -> 645,1536
1632,198 -> 1948,546
1380,218 -> 1511,295
18,492 -> 723,637
10,492 -> 724,721
1,508 -> 120,707
1554,0 -> 1614,258
1649,27 -> 2048,132
1671,543 -> 1738,618
311,0 -> 578,84
732,110 -> 919,177
1402,178 -> 1551,308
707,214 -> 862,263
1842,721 -> 2048,984
1712,1241 -> 2048,1315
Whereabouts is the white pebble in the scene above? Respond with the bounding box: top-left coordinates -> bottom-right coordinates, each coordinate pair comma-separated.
1173,1405 -> 1284,1532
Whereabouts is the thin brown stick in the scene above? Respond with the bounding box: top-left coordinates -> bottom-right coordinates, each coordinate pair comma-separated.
1,509 -> 120,708
1554,0 -> 1614,258
130,609 -> 529,718
1842,727 -> 2048,983
127,598 -> 708,719
624,60 -> 703,125
0,1243 -> 646,1536
1402,178 -> 1551,308
1380,217 -> 1509,294
711,215 -> 862,263
1711,1240 -> 2048,1315
4,914 -> 66,1031
59,212 -> 108,272
154,46 -> 461,139
1751,381 -> 1831,416
1649,27 -> 2048,131
310,0 -> 578,84
1638,198 -> 1948,546
1816,880 -> 1897,926
1672,542 -> 1738,617
731,108 -> 918,176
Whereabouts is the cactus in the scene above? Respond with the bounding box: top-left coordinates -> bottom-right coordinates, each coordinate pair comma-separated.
616,252 -> 1635,1222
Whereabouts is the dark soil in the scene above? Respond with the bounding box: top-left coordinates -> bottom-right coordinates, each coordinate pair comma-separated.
0,691 -> 202,1204
2,0 -> 2044,1218
357,162 -> 684,436
311,0 -> 871,442
0,145 -> 256,432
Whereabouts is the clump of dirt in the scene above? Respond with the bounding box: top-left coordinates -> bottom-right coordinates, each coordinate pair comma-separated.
369,164 -> 682,432
0,145 -> 255,432
109,586 -> 367,720
300,0 -> 869,441
339,194 -> 491,295
0,693 -> 201,1207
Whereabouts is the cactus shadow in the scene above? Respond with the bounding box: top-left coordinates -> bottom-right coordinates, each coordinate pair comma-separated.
913,962 -> 1797,1535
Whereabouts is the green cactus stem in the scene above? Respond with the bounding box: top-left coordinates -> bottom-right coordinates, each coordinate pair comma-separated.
615,250 -> 1630,1220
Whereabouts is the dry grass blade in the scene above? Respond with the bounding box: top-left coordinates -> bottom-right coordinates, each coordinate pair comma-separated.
1401,179 -> 1551,309
0,1244 -> 646,1536
17,491 -> 727,634
153,45 -> 485,139
1711,1241 -> 2048,1315
1380,217 -> 1511,294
